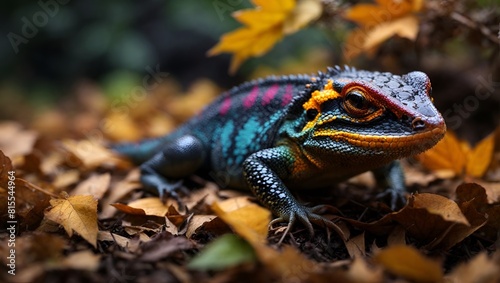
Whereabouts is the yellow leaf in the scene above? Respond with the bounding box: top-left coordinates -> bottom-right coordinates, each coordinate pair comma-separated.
466,133 -> 495,178
343,0 -> 423,59
363,15 -> 419,50
45,195 -> 98,247
416,131 -> 496,178
416,131 -> 466,177
211,197 -> 271,245
374,245 -> 443,282
126,197 -> 172,217
209,0 -> 320,73
283,0 -> 322,34
62,139 -> 131,170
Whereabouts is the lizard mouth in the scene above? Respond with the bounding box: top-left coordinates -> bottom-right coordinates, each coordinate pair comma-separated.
314,119 -> 446,154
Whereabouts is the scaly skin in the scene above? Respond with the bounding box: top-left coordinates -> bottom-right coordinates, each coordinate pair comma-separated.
113,66 -> 446,239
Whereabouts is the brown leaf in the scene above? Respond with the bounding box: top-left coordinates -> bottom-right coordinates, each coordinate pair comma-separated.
185,215 -> 218,238
374,245 -> 443,282
0,122 -> 38,159
62,139 -> 131,170
100,169 -> 140,219
60,251 -> 100,271
390,193 -> 481,249
52,169 -> 80,189
111,203 -> 146,215
446,252 -> 500,283
125,197 -> 173,217
45,195 -> 98,247
347,257 -> 383,283
71,173 -> 111,199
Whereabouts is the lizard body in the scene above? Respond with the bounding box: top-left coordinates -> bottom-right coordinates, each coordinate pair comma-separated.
113,66 -> 446,236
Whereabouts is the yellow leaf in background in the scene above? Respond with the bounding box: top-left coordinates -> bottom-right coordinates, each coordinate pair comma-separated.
343,0 -> 423,60
45,195 -> 98,248
283,0 -> 322,34
416,131 -> 466,176
416,131 -> 495,178
209,0 -> 323,74
363,15 -> 419,51
466,133 -> 495,178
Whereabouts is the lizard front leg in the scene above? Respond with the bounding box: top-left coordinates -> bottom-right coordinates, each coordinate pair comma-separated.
373,160 -> 407,210
243,146 -> 345,242
140,135 -> 206,200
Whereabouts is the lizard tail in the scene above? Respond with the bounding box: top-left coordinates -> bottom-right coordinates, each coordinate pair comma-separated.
111,138 -> 164,164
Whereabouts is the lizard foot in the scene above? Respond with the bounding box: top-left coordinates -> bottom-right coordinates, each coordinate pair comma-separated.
269,204 -> 346,245
376,188 -> 407,210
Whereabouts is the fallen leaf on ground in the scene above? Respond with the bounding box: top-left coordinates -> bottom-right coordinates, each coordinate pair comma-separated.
71,173 -> 110,198
416,131 -> 495,178
0,121 -> 38,159
44,194 -> 98,247
211,197 -> 271,244
374,245 -> 443,282
446,252 -> 500,283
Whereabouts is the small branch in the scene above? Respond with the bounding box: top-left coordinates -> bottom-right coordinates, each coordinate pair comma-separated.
450,11 -> 500,46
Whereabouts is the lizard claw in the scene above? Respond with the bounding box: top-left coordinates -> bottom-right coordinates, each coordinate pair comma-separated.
269,204 -> 346,245
376,188 -> 407,210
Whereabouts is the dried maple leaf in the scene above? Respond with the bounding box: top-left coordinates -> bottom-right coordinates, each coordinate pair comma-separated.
44,194 -> 98,248
208,0 -> 322,73
343,0 -> 423,60
416,131 -> 495,178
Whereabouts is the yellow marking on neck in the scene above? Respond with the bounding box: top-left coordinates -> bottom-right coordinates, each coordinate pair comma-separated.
302,80 -> 340,132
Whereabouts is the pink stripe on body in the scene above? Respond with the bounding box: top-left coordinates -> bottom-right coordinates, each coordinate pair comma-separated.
261,84 -> 279,106
219,97 -> 231,115
243,86 -> 259,109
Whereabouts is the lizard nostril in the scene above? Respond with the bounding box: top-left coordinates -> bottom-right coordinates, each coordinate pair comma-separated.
412,117 -> 426,130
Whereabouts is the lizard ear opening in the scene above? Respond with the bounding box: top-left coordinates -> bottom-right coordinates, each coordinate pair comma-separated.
306,108 -> 319,121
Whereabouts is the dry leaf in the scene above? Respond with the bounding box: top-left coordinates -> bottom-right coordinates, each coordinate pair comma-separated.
45,195 -> 98,247
416,132 -> 495,178
0,122 -> 38,158
211,197 -> 271,245
209,0 -> 322,73
102,112 -> 142,141
62,139 -> 131,170
71,173 -> 111,198
374,245 -> 443,282
100,169 -> 140,219
125,197 -> 173,217
60,251 -> 100,271
52,169 -> 80,189
347,257 -> 383,283
446,252 -> 500,283
343,0 -> 423,60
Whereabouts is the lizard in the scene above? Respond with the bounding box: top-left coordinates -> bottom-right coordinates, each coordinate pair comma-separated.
113,66 -> 446,240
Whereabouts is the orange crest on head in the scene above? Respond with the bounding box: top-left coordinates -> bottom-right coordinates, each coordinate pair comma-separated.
302,80 -> 340,132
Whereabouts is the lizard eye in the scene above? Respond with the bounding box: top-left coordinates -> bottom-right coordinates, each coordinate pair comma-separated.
343,89 -> 374,117
306,108 -> 319,120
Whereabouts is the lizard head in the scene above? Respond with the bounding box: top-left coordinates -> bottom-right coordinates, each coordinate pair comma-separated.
299,67 -> 446,160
